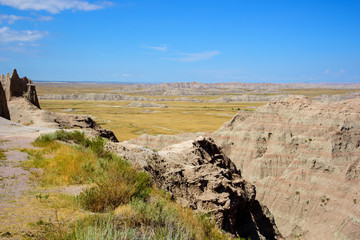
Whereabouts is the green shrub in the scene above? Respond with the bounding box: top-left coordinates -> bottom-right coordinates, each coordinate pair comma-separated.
78,155 -> 151,212
0,149 -> 6,160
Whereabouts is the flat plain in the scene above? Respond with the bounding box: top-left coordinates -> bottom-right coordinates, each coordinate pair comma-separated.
36,83 -> 360,142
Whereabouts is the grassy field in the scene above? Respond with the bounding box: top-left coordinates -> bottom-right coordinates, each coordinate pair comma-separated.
20,131 -> 234,239
37,83 -> 360,142
40,100 -> 264,141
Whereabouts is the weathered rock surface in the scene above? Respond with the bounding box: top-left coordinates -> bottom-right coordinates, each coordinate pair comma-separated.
7,98 -> 118,142
126,95 -> 360,239
128,132 -> 208,150
107,137 -> 283,239
0,69 -> 118,142
210,95 -> 360,239
209,94 -> 288,103
0,81 -> 10,120
0,69 -> 40,108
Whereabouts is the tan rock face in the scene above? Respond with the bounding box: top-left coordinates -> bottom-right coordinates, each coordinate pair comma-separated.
0,82 -> 10,120
211,96 -> 360,239
127,96 -> 360,239
107,137 -> 283,239
0,69 -> 40,108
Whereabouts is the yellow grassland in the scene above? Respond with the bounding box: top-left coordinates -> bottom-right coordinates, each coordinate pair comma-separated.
37,84 -> 360,141
40,100 -> 264,141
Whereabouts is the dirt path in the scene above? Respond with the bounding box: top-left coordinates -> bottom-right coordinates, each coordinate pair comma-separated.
0,125 -> 86,239
0,136 -> 45,239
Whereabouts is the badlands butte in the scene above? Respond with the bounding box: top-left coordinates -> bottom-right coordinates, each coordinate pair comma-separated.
1,69 -> 360,239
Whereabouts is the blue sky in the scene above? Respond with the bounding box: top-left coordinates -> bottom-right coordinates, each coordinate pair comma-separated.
0,0 -> 359,83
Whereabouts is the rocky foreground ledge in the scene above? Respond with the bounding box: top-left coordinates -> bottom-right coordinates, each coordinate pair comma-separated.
106,137 -> 283,239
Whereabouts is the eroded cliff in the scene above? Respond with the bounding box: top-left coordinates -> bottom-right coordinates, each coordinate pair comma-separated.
127,96 -> 360,239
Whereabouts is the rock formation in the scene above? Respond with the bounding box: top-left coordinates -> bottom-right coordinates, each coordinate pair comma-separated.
0,69 -> 40,108
126,95 -> 360,239
211,96 -> 360,239
0,69 -> 118,142
106,137 -> 283,239
0,82 -> 10,120
7,97 -> 118,142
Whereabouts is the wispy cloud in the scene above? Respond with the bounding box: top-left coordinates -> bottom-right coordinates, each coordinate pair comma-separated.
122,73 -> 132,77
0,57 -> 9,61
0,0 -> 113,14
323,69 -> 346,77
163,51 -> 221,62
0,14 -> 30,24
0,14 -> 54,24
0,26 -> 48,43
147,45 -> 168,52
37,15 -> 54,22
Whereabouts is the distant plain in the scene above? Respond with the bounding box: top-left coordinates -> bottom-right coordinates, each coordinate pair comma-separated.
37,83 -> 360,141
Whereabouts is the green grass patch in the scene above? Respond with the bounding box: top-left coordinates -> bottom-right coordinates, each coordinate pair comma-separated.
25,130 -> 234,240
24,130 -> 151,212
0,149 -> 6,160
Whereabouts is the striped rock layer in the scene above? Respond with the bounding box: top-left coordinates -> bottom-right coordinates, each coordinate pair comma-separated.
128,95 -> 360,239
212,95 -> 360,239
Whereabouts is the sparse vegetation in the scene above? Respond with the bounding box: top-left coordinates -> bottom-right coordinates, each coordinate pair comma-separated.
0,149 -> 6,160
296,191 -> 300,195
22,130 -> 231,239
320,195 -> 330,206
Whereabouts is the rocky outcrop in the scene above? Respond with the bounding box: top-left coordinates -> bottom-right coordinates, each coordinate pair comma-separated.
0,82 -> 10,120
209,94 -> 288,103
7,97 -> 118,142
107,137 -> 283,239
126,96 -> 360,239
0,69 -> 40,108
128,132 -> 208,150
52,114 -> 118,142
210,96 -> 360,239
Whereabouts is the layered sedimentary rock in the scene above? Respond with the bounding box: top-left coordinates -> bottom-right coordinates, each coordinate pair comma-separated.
210,96 -> 360,239
0,69 -> 40,108
0,82 -> 10,120
127,96 -> 360,239
106,137 -> 283,239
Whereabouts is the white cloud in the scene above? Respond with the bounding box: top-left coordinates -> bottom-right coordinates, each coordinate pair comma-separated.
0,57 -> 9,61
163,51 -> 221,62
0,26 -> 48,43
0,14 -> 29,24
122,73 -> 132,77
37,15 -> 54,22
323,69 -> 346,77
147,45 -> 168,52
0,0 -> 112,14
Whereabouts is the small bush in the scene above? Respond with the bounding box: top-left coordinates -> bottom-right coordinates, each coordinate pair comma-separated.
78,155 -> 151,212
34,130 -> 88,147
